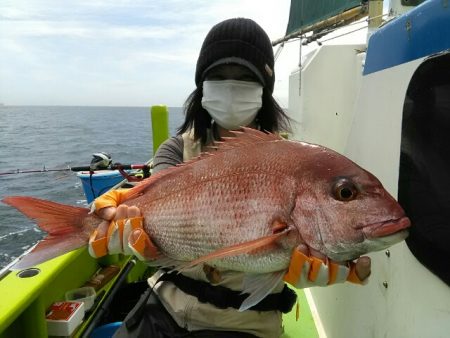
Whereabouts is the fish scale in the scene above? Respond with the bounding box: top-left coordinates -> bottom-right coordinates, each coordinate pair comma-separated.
133,169 -> 296,272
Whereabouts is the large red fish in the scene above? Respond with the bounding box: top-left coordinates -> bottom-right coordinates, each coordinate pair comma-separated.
3,129 -> 409,305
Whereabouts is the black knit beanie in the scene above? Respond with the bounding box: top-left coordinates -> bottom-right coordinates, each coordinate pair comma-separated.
195,18 -> 275,93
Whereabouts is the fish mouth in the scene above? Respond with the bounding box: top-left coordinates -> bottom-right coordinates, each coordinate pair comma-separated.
362,216 -> 411,239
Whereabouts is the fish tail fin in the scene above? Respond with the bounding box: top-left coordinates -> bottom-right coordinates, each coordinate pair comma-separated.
2,196 -> 95,270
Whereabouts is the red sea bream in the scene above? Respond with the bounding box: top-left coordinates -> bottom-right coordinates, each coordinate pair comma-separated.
3,128 -> 410,306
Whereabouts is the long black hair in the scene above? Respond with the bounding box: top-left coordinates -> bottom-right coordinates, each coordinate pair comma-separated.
177,87 -> 292,144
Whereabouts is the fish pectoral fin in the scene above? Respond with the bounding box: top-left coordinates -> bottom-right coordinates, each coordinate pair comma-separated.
272,220 -> 288,233
239,270 -> 286,312
180,230 -> 290,271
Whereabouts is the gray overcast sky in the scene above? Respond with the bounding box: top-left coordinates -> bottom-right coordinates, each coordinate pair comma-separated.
0,0 -> 300,107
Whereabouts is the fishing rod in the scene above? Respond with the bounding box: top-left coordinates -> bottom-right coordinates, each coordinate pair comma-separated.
0,164 -> 150,176
0,153 -> 151,177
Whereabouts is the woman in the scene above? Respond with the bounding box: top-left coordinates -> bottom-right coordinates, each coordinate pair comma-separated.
89,18 -> 371,338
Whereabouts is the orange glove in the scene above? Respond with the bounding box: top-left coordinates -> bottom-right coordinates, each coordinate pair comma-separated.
91,189 -> 128,212
88,190 -> 158,261
284,246 -> 370,288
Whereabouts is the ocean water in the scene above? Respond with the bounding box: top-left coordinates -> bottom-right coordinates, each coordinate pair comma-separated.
0,105 -> 184,269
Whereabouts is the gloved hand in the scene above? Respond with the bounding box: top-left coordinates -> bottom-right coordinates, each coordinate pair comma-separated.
284,245 -> 371,288
88,190 -> 158,261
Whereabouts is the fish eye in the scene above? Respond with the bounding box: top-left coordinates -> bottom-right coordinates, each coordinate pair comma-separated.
332,179 -> 358,202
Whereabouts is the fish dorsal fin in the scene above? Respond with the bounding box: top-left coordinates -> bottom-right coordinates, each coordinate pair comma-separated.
122,128 -> 283,201
175,128 -> 282,169
205,127 -> 282,153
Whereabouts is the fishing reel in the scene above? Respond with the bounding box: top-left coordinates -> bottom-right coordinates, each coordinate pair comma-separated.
90,152 -> 112,171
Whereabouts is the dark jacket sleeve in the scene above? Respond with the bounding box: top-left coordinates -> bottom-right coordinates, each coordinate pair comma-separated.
152,135 -> 184,174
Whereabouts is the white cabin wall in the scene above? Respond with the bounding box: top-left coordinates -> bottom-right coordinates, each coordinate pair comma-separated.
288,44 -> 366,153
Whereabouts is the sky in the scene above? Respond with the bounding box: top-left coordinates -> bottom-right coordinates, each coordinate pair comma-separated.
0,0 -> 375,107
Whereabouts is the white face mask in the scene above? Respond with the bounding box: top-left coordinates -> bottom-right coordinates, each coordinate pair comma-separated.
201,80 -> 263,130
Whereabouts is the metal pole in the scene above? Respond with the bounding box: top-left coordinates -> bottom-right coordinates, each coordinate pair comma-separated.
298,37 -> 302,96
